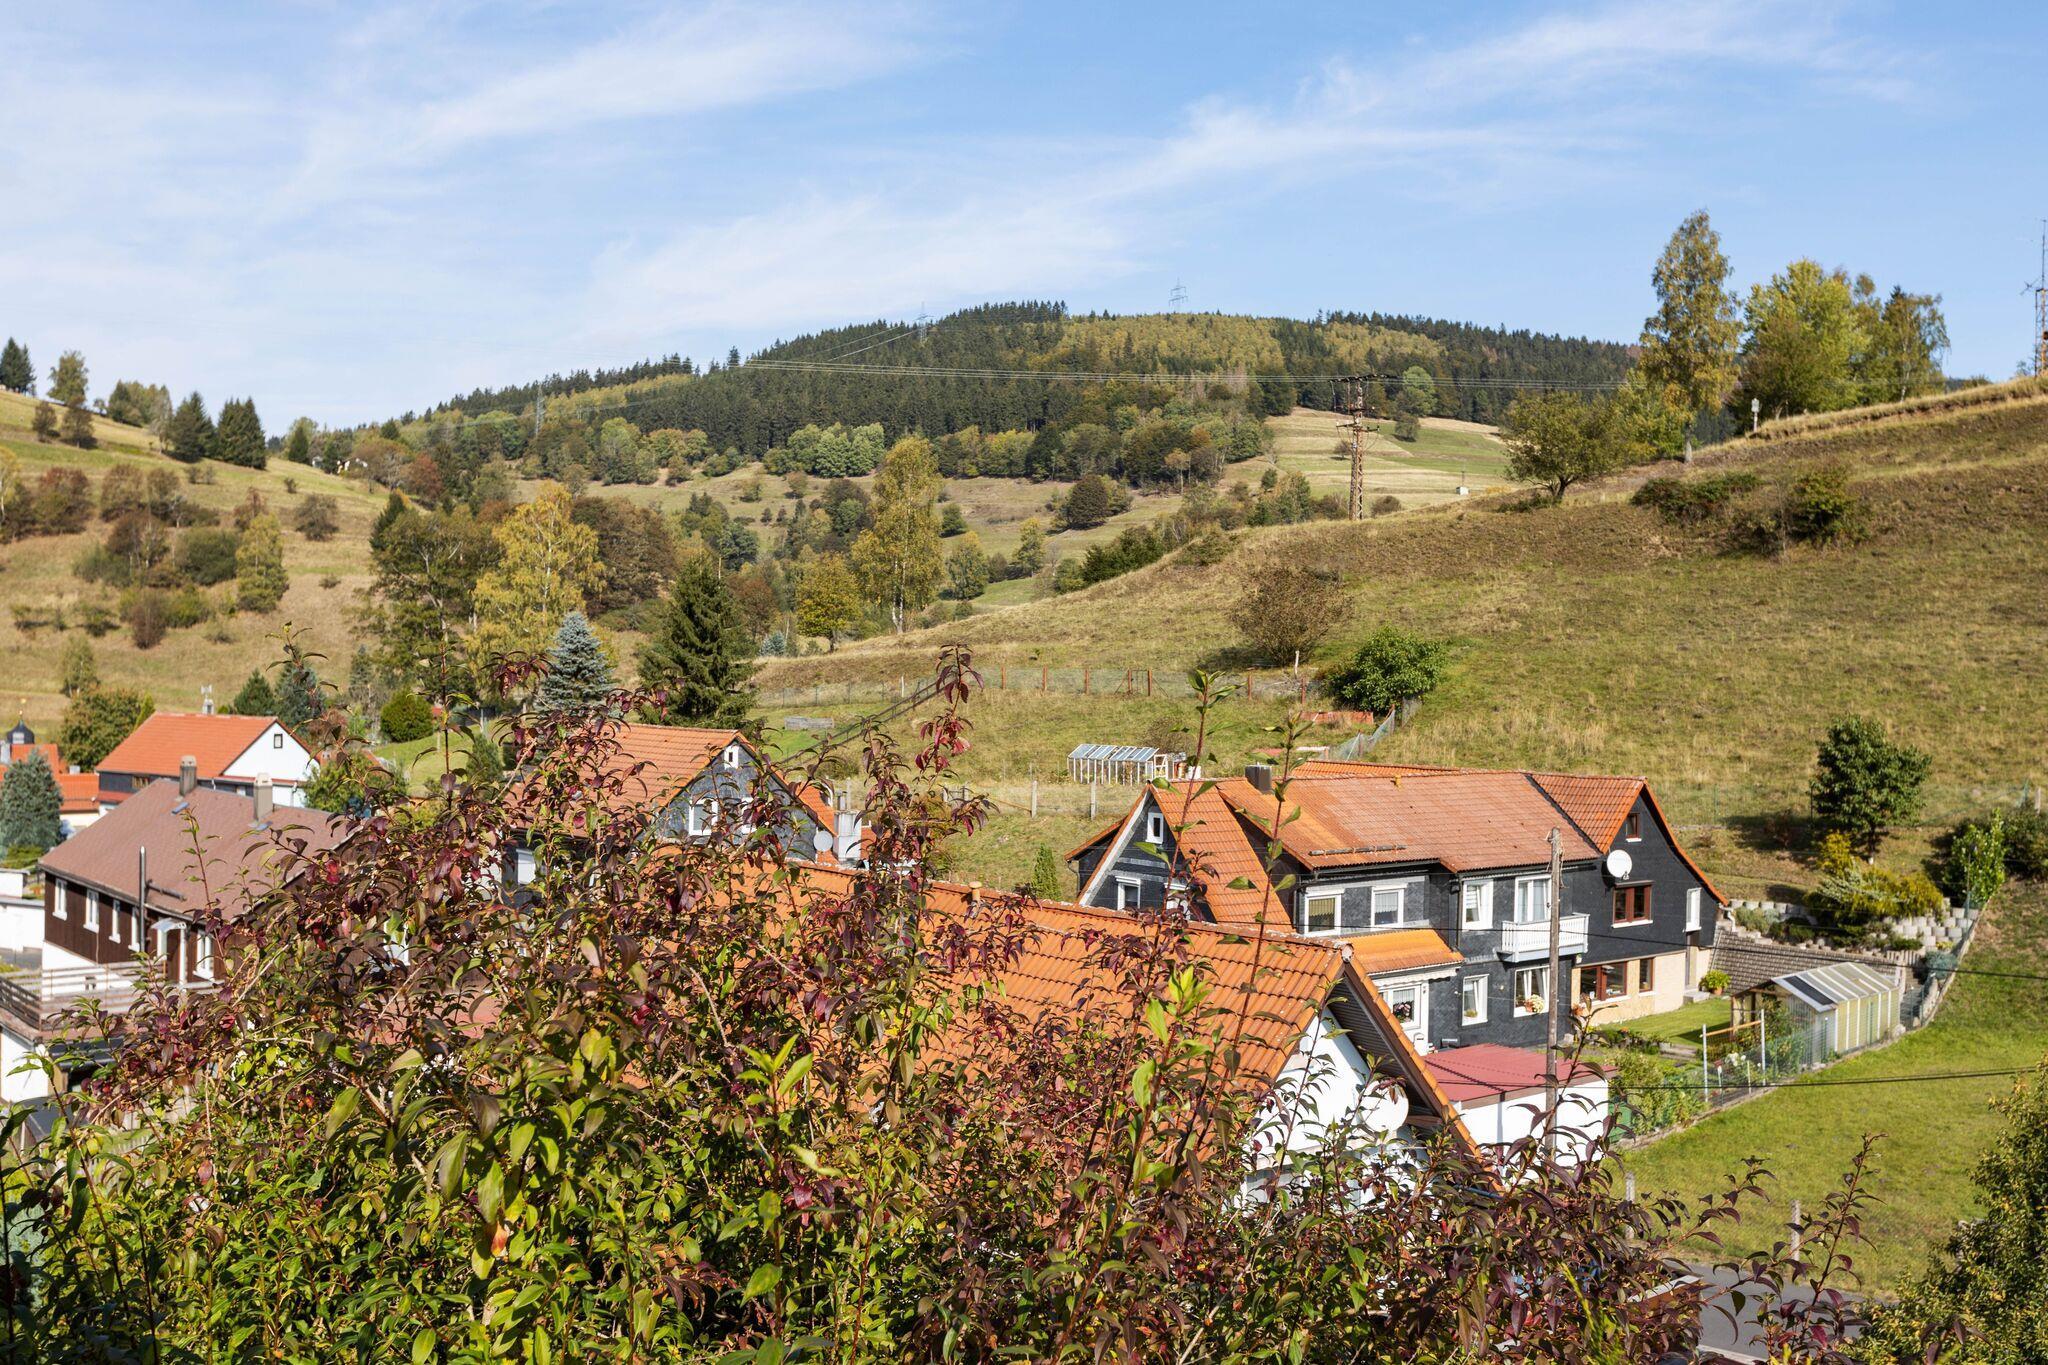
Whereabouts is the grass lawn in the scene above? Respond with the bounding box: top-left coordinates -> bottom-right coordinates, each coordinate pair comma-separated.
1623,882 -> 2048,1294
1251,407 -> 1510,510
1625,998 -> 1734,1050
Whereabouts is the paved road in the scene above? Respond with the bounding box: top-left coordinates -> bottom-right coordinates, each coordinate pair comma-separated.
1689,1263 -> 1861,1362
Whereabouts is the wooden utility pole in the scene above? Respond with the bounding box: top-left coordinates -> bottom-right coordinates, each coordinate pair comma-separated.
1340,376 -> 1368,520
1544,826 -> 1564,1162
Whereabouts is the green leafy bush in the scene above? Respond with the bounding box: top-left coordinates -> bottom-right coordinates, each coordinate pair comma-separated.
1700,969 -> 1730,995
1325,627 -> 1451,715
1631,471 -> 1760,525
379,689 -> 435,743
175,527 -> 241,585
1809,831 -> 1944,941
1783,465 -> 1864,545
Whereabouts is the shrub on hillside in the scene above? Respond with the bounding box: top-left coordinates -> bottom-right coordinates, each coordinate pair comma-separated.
1176,528 -> 1237,566
1326,627 -> 1452,715
175,527 -> 241,585
1229,556 -> 1348,666
126,590 -> 168,649
1370,494 -> 1402,516
1810,716 -> 1930,854
1631,471 -> 1760,525
32,467 -> 92,533
379,690 -> 435,743
1808,831 -> 1944,941
1934,804 -> 2048,901
1784,465 -> 1864,546
293,494 -> 340,541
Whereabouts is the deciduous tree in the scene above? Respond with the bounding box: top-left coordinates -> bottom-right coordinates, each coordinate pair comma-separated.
472,484 -> 603,670
1737,260 -> 1869,419
59,637 -> 98,697
46,349 -> 87,407
795,552 -> 861,650
1502,391 -> 1621,503
1228,554 -> 1349,665
1638,210 -> 1741,419
60,403 -> 95,449
851,435 -> 943,632
55,685 -> 154,770
235,513 -> 289,612
1810,716 -> 1931,855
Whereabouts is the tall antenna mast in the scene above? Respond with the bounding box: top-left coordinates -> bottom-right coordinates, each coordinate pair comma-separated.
1169,279 -> 1189,311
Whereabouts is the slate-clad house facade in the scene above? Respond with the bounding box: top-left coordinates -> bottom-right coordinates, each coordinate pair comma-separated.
1069,760 -> 1722,1054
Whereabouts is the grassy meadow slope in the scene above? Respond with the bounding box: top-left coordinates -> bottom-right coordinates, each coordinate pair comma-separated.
759,379 -> 2048,896
0,404 -> 389,731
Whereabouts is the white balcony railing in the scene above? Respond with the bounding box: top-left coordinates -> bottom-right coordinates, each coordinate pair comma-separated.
1496,913 -> 1589,961
0,962 -> 165,1032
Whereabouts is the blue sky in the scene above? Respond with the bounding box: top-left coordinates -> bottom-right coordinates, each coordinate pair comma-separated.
3,1 -> 2042,426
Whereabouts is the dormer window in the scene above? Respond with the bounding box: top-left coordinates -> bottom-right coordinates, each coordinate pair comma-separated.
722,744 -> 742,770
1145,811 -> 1164,845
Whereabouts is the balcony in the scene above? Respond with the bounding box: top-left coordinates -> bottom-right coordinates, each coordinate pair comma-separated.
0,958 -> 170,1036
1496,914 -> 1589,961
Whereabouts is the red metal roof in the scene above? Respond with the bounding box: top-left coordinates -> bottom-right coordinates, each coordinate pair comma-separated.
1423,1043 -> 1606,1106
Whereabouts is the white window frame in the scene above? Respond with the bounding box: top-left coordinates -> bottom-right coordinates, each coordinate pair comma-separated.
1381,981 -> 1428,1047
1512,965 -> 1548,1017
84,889 -> 100,932
1369,884 -> 1407,928
1512,875 -> 1551,924
53,886 -> 67,921
1460,879 -> 1494,930
129,900 -> 142,949
1114,876 -> 1141,912
1299,888 -> 1341,934
1144,811 -> 1164,845
686,799 -> 715,837
722,744 -> 742,770
1461,974 -> 1489,1026
513,849 -> 537,886
1685,887 -> 1702,933
193,931 -> 214,981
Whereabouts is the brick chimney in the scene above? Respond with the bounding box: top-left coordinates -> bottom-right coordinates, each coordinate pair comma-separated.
253,773 -> 273,824
178,755 -> 198,796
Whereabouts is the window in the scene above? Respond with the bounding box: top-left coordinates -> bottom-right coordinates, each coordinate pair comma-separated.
513,850 -> 536,886
84,890 -> 100,932
1382,982 -> 1427,1045
1612,884 -> 1652,924
686,800 -> 715,837
1513,876 -> 1550,923
1578,963 -> 1626,1000
1513,965 -> 1548,1016
1460,879 -> 1494,930
272,731 -> 285,749
128,901 -> 141,948
1115,877 -> 1141,912
1369,884 -> 1406,928
1145,812 -> 1164,845
53,885 -> 67,921
1637,957 -> 1656,992
1300,889 -> 1341,934
193,931 -> 214,981
1461,975 -> 1489,1025
1623,811 -> 1642,840
722,744 -> 742,770
1685,887 -> 1702,933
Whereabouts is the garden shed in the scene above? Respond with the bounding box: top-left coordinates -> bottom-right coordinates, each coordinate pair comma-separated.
1750,961 -> 1901,1059
1065,744 -> 1191,786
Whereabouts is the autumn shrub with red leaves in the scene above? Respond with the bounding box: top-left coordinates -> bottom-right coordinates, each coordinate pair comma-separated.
0,645 -> 1875,1362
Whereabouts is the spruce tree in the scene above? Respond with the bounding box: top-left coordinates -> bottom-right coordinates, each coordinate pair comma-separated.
214,397 -> 267,469
1028,844 -> 1064,900
0,749 -> 63,854
228,669 -> 276,715
165,392 -> 215,462
636,556 -> 753,727
463,725 -> 506,789
536,611 -> 615,712
282,422 -> 312,464
274,660 -> 323,730
0,339 -> 31,394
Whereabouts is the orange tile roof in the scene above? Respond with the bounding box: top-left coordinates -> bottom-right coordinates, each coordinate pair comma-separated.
1336,927 -> 1462,974
766,861 -> 1462,1139
518,723 -> 835,838
1226,771 -> 1602,873
97,713 -> 288,785
1528,772 -> 1644,847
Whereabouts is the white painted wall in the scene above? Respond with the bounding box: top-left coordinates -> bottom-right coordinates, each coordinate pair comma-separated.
0,895 -> 41,953
1455,1078 -> 1611,1166
0,1025 -> 51,1103
222,722 -> 316,802
1260,1009 -> 1410,1154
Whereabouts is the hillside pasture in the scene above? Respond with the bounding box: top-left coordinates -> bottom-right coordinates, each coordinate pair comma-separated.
1250,407 -> 1511,509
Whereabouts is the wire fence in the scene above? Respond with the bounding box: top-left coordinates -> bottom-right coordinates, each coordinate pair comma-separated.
1612,1014 -> 1836,1142
756,665 -> 1338,707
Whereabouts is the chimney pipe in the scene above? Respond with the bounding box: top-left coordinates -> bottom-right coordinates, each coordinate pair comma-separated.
1244,762 -> 1274,794
834,810 -> 863,866
253,773 -> 273,824
178,755 -> 198,796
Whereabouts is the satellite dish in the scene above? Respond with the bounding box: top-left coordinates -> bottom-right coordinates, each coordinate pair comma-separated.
812,829 -> 835,855
1605,848 -> 1633,881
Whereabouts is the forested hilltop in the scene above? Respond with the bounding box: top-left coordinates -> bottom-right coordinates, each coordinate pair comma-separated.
407,303 -> 1636,450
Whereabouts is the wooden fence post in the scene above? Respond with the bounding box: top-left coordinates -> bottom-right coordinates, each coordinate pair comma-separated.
1083,667 -> 1090,695
1030,779 -> 1038,817
1146,669 -> 1153,697
1090,782 -> 1097,818
1041,666 -> 1047,692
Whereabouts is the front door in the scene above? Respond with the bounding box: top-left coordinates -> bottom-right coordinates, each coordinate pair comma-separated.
1382,982 -> 1429,1052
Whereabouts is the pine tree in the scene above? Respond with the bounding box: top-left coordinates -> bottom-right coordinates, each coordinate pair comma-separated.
59,637 -> 98,697
636,555 -> 753,726
215,397 -> 267,469
0,339 -> 31,394
282,421 -> 313,464
235,513 -> 289,612
536,611 -> 615,712
166,392 -> 215,462
227,669 -> 276,715
0,749 -> 63,854
46,350 -> 88,408
274,660 -> 322,730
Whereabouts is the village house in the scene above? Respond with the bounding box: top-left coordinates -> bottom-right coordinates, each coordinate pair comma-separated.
93,712 -> 317,811
1067,760 -> 1723,1060
505,724 -> 854,887
3,719 -> 102,833
0,768 -> 344,1102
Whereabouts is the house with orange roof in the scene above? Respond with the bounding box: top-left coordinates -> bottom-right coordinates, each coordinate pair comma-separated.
3,722 -> 104,832
94,712 -> 317,811
504,724 -> 850,887
1068,759 -> 1723,1059
767,860 -> 1473,1161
